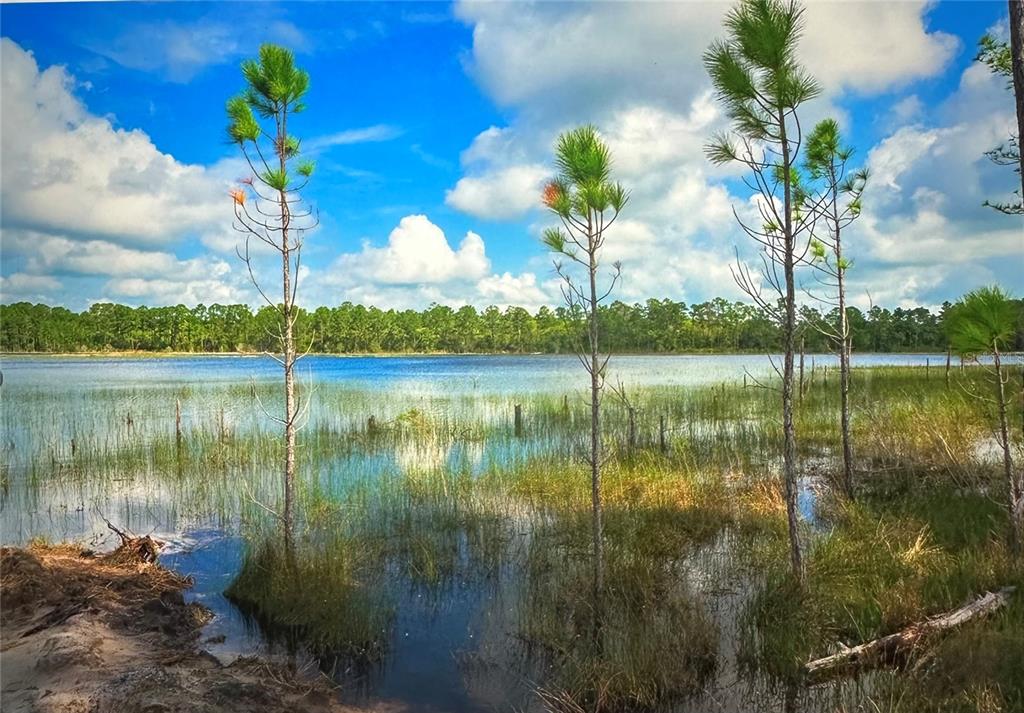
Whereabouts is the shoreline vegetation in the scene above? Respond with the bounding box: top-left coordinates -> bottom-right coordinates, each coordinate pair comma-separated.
6,297 -> 1022,355
0,348 -> 980,358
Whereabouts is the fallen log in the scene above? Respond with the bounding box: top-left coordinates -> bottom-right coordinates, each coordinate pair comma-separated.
804,586 -> 1015,682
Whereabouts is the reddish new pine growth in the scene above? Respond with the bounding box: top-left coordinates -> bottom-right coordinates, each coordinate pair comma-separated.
542,181 -> 562,208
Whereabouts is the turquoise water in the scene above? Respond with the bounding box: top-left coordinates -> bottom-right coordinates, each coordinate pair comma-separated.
0,351 -> 951,393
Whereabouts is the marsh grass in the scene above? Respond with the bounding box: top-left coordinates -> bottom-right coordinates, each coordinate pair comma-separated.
224,534 -> 394,662
3,363 -> 1023,711
739,486 -> 1022,685
516,504 -> 722,710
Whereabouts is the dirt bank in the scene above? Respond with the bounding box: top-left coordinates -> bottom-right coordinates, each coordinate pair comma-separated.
0,541 -> 375,713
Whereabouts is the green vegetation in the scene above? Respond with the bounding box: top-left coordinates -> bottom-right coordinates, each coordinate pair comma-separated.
225,534 -> 394,661
6,296 -> 1020,354
804,117 -> 868,499
705,0 -> 824,583
541,123 -> 630,603
225,42 -> 318,551
741,489 -> 1020,678
946,286 -> 1023,555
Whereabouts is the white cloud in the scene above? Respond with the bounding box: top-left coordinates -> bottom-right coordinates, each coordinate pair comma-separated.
306,124 -> 403,152
844,57 -> 1024,304
867,126 -> 947,193
844,264 -> 953,310
3,230 -> 222,279
0,39 -> 230,249
0,39 -> 258,309
445,164 -> 548,220
307,214 -> 555,310
0,273 -> 61,295
800,1 -> 957,95
889,95 -> 925,126
602,99 -> 719,176
0,229 -> 252,307
461,126 -> 536,167
476,272 -> 550,310
447,96 -> 750,305
455,0 -> 955,115
105,273 -> 246,305
331,214 -> 490,286
455,1 -> 723,115
447,0 -> 1014,309
85,17 -> 309,82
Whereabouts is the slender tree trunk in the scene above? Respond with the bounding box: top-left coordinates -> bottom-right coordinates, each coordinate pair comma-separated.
833,167 -> 854,500
587,235 -> 605,599
799,336 -> 805,401
838,278 -> 853,499
993,346 -> 1022,555
1010,0 -> 1024,199
779,111 -> 804,583
278,111 -> 297,552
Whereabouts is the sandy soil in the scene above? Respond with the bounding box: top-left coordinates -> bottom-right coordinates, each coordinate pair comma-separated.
0,541 -> 384,713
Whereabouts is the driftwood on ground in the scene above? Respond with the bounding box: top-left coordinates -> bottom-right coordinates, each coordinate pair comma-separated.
104,518 -> 162,564
804,586 -> 1015,682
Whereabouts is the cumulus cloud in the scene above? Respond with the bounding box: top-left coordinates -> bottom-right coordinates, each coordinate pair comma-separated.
0,272 -> 60,301
799,1 -> 957,94
105,273 -> 245,305
451,97 -> 750,303
0,39 -> 230,248
334,214 -> 490,285
0,228 -> 252,307
476,272 -> 550,309
0,39 -> 551,312
4,230 -> 221,279
455,0 -> 955,116
445,165 -> 549,220
0,39 -> 258,308
308,214 -> 553,310
844,264 -> 954,310
840,59 -> 1024,305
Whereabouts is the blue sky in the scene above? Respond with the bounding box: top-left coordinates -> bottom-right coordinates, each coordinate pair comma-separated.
0,1 -> 1021,311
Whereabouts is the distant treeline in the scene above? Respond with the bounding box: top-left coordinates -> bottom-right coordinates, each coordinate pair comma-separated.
2,299 -> 1023,355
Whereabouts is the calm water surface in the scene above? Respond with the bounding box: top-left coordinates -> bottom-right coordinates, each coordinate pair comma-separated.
0,351 -> 950,392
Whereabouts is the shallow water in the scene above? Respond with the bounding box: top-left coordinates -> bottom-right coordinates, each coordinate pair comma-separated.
0,353 -> 946,711
0,352 -> 945,544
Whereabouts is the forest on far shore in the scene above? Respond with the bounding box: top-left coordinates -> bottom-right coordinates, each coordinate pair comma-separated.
4,297 -> 1023,355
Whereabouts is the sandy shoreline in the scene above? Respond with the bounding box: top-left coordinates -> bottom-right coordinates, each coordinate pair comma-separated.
0,541 -> 379,713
